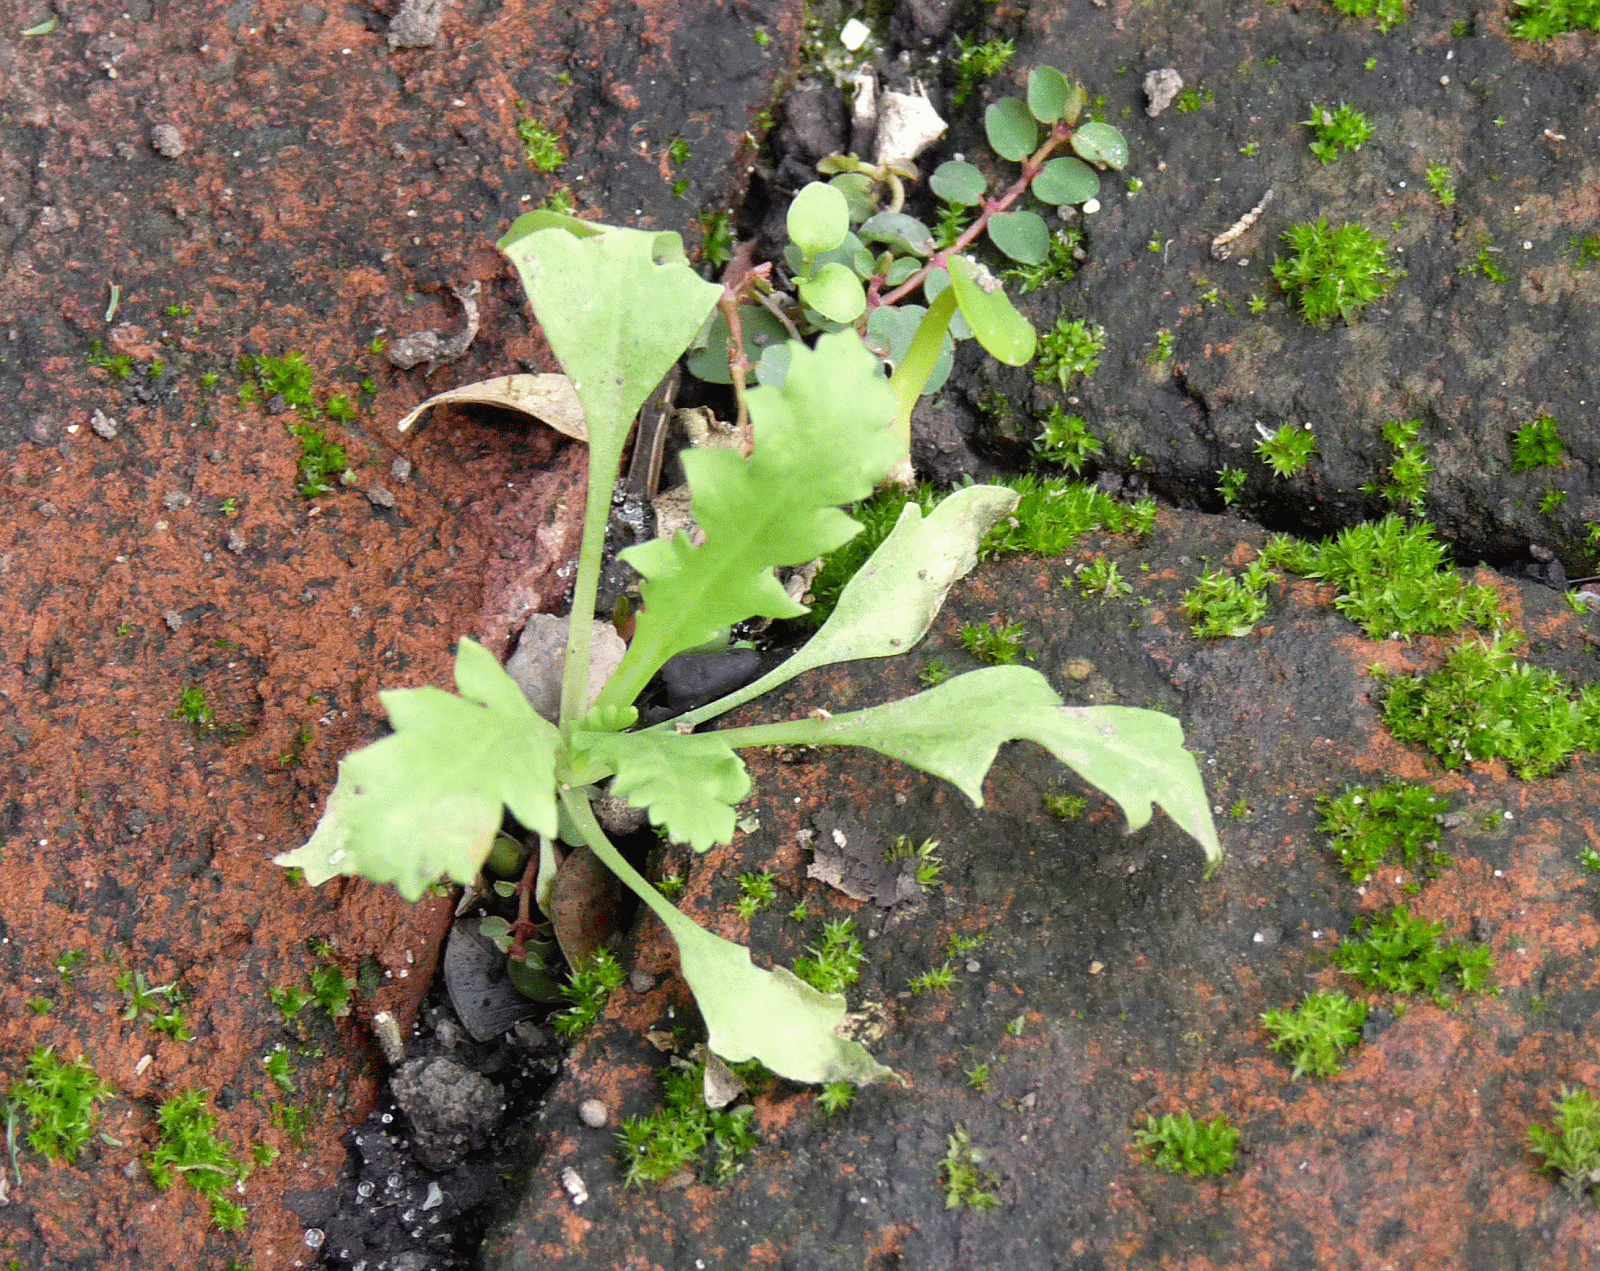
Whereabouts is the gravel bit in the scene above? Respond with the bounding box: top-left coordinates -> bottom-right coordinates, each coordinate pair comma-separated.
367,485 -> 396,508
1143,68 -> 1184,117
90,409 -> 119,439
149,124 -> 185,157
577,1099 -> 609,1128
386,0 -> 448,48
390,457 -> 413,483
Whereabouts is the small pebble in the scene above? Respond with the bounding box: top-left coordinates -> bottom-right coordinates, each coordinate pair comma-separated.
628,968 -> 656,994
162,491 -> 193,510
367,485 -> 396,509
227,529 -> 246,553
578,1099 -> 609,1128
38,502 -> 57,517
390,457 -> 413,483
164,610 -> 184,631
150,124 -> 185,157
90,409 -> 119,439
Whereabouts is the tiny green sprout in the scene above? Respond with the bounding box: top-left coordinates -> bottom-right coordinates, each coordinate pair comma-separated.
1005,1014 -> 1026,1037
1528,1085 -> 1600,1202
1364,55 -> 1378,71
752,25 -> 770,46
1076,558 -> 1132,602
1248,293 -> 1267,315
148,1089 -> 248,1230
1135,1111 -> 1239,1176
1035,319 -> 1107,391
699,208 -> 733,268
271,1101 -> 315,1149
1273,219 -> 1399,327
737,871 -> 777,909
542,187 -> 578,216
268,983 -> 311,1024
359,375 -> 377,394
1228,798 -> 1249,820
263,1048 -> 296,1093
310,962 -> 355,1018
1580,846 -> 1600,872
1035,408 -> 1103,474
56,949 -> 85,983
914,847 -> 945,888
252,1142 -> 279,1166
325,394 -> 358,424
1044,792 -> 1087,820
1317,781 -> 1451,881
1197,282 -> 1221,307
1126,176 -> 1143,193
818,1081 -> 855,1114
1147,232 -> 1163,253
1261,990 -> 1367,1077
1451,18 -> 1471,36
1239,140 -> 1259,157
7,1047 -> 115,1163
1304,102 -> 1374,164
1255,422 -> 1317,477
918,658 -> 951,688
1379,416 -> 1432,515
151,1007 -> 192,1042
1424,162 -> 1456,207
219,496 -> 238,517
908,962 -> 955,995
174,686 -> 215,735
788,901 -> 809,922
670,179 -> 689,199
946,932 -> 987,957
27,996 -> 51,1015
199,370 -> 219,389
1331,0 -> 1406,33
1174,87 -> 1211,114
367,335 -> 387,356
1541,488 -> 1568,515
283,867 -> 305,887
1571,234 -> 1600,269
552,948 -> 627,1038
1567,590 -> 1591,615
1511,414 -> 1565,471
145,359 -> 165,379
1145,327 -> 1175,366
965,1062 -> 991,1092
1216,466 -> 1247,507
1181,564 -> 1276,640
164,301 -> 193,319
657,871 -> 686,900
1334,905 -> 1495,1001
960,618 -> 1027,666
939,1127 -> 1001,1210
667,137 -> 691,166
516,115 -> 564,172
794,918 -> 865,994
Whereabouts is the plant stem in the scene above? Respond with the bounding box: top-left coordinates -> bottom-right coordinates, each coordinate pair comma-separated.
876,122 -> 1070,311
717,290 -> 755,456
558,418 -> 629,727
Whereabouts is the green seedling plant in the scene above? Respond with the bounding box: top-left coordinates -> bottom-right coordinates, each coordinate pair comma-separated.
951,35 -> 1014,111
309,961 -> 355,1019
174,686 -> 215,735
1424,162 -> 1456,208
817,1081 -> 855,1114
1076,558 -> 1131,602
1261,990 -> 1367,1078
1283,515 -> 1505,640
1273,220 -> 1399,326
1035,407 -> 1102,473
1317,781 -> 1452,882
1509,0 -> 1600,39
909,962 -> 956,995
147,1090 -> 249,1232
616,1060 -> 759,1187
735,871 -> 777,921
1216,466 -> 1247,507
516,113 -> 565,172
1333,906 -> 1494,1002
965,1062 -> 991,1092
5,1047 -> 114,1167
1528,1085 -> 1600,1202
551,949 -> 627,1039
1003,226 -> 1083,293
960,617 -> 1027,664
1373,630 -> 1600,777
690,65 -> 1128,479
1045,792 -> 1086,820
793,918 -> 866,996
1511,414 -> 1564,471
276,211 -> 1219,1091
939,1127 -> 1001,1210
1255,422 -> 1317,477
1035,319 -> 1106,392
1304,102 -> 1375,164
1372,417 -> 1432,515
1134,1111 -> 1239,1176
1329,0 -> 1406,31
1181,559 -> 1277,639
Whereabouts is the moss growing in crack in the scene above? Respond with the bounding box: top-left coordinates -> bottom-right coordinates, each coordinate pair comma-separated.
1317,781 -> 1453,882
552,949 -> 627,1039
1134,1111 -> 1239,1176
1511,414 -> 1565,472
5,1047 -> 114,1165
146,1089 -> 249,1231
1373,631 -> 1600,777
1529,1085 -> 1600,1202
1181,559 -> 1276,640
939,1126 -> 1001,1210
793,918 -> 866,995
1272,219 -> 1399,327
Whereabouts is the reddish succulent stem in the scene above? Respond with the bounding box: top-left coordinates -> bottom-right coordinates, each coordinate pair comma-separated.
507,847 -> 541,961
876,119 -> 1073,310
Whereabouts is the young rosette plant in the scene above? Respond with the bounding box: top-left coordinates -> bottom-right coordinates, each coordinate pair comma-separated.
275,213 -> 1218,1089
688,66 -> 1127,481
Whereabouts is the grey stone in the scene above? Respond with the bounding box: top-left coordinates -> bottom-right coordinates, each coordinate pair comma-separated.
390,1057 -> 504,1171
777,83 -> 847,164
387,0 -> 449,50
90,409 -> 118,439
1143,68 -> 1184,117
366,485 -> 396,508
503,613 -> 625,724
150,124 -> 185,157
